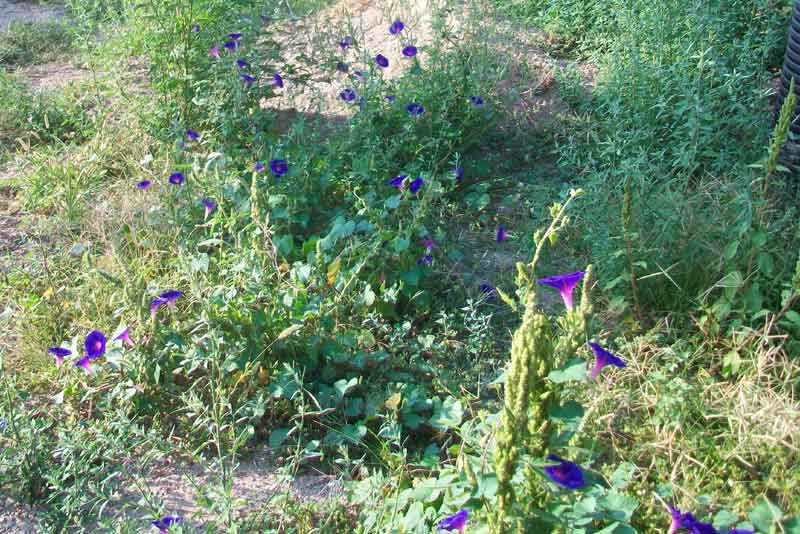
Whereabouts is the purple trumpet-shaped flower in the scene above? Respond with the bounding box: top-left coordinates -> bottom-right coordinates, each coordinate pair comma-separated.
407,102 -> 424,116
48,347 -> 72,366
588,342 -> 625,378
667,506 -> 753,534
272,73 -> 284,87
453,167 -> 464,181
136,180 -> 152,190
537,270 -> 585,310
151,516 -> 182,533
254,161 -> 265,173
339,88 -> 356,102
338,35 -> 353,49
543,454 -> 586,489
422,236 -> 435,251
437,509 -> 468,532
408,176 -> 423,193
402,45 -> 417,57
84,330 -> 106,359
240,73 -> 256,85
74,356 -> 95,374
469,95 -> 485,106
388,175 -> 406,190
417,254 -> 433,266
169,172 -> 185,185
114,328 -> 135,347
385,94 -> 396,102
496,224 -> 507,243
389,20 -> 405,35
202,198 -> 217,218
227,32 -> 242,40
150,297 -> 167,316
223,40 -> 238,51
151,290 -> 183,316
186,129 -> 199,141
375,54 -> 389,68
269,159 -> 288,177
209,45 -> 220,59
236,58 -> 250,69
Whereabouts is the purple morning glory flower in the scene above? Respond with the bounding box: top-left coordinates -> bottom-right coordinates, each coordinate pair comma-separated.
386,95 -> 396,102
407,103 -> 424,116
272,73 -> 284,87
74,356 -> 95,374
159,290 -> 183,304
336,61 -> 349,73
209,45 -> 220,58
417,254 -> 433,266
469,95 -> 485,106
338,35 -> 353,49
340,88 -> 356,102
255,161 -> 265,172
223,40 -> 238,50
202,198 -> 217,218
537,271 -> 585,310
438,509 -> 468,532
496,225 -> 506,243
479,282 -> 496,299
389,20 -> 405,35
136,180 -> 152,190
375,54 -> 389,68
190,24 -> 200,33
388,175 -> 406,190
227,32 -> 242,40
236,58 -> 250,69
453,167 -> 464,180
169,172 -> 185,185
422,237 -> 435,251
84,330 -> 106,359
269,159 -> 288,177
667,506 -> 753,534
402,45 -> 417,57
151,516 -> 182,532
48,347 -> 72,366
543,454 -> 586,489
150,297 -> 167,316
354,70 -> 364,78
186,129 -> 199,141
241,73 -> 256,85
408,176 -> 423,193
588,342 -> 625,378
114,328 -> 135,347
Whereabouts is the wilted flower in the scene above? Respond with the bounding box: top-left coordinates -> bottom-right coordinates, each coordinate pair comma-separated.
114,328 -> 135,347
453,167 -> 464,181
190,24 -> 200,33
388,175 -> 406,190
240,73 -> 256,85
261,15 -> 271,24
186,129 -> 199,140
209,45 -> 220,58
389,20 -> 405,35
269,159 -> 288,177
385,95 -> 396,102
496,224 -> 507,243
469,95 -> 485,106
537,270 -> 585,310
0,419 -> 7,431
543,454 -> 586,489
74,356 -> 95,374
407,102 -> 424,116
338,35 -> 353,49
151,516 -> 182,533
169,172 -> 185,185
408,176 -> 423,193
417,254 -> 433,266
354,70 -> 364,78
437,509 -> 468,532
202,198 -> 217,218
375,54 -> 389,68
340,88 -> 356,102
588,342 -> 625,378
48,347 -> 72,366
223,40 -> 238,50
236,58 -> 250,69
479,282 -> 496,299
336,61 -> 349,73
84,330 -> 106,359
136,180 -> 152,190
402,45 -> 417,57
272,73 -> 284,87
227,32 -> 242,40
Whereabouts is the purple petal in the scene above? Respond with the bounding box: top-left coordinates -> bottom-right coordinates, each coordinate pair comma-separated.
402,45 -> 417,57
74,356 -> 94,374
543,454 -> 585,489
408,176 -> 423,193
496,225 -> 506,243
84,330 -> 107,359
272,73 -> 284,87
136,180 -> 152,190
537,271 -> 585,310
438,509 -> 468,531
389,20 -> 404,35
588,342 -> 625,378
169,172 -> 185,185
114,328 -> 135,347
269,159 -> 288,177
375,54 -> 389,68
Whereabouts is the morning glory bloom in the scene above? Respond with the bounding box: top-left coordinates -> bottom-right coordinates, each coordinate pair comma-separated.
272,73 -> 284,87
150,297 -> 167,316
537,271 -> 585,310
389,20 -> 405,35
402,45 -> 417,57
388,175 -> 406,190
227,32 -> 242,40
159,290 -> 183,304
417,254 -> 432,266
667,506 -> 753,534
453,167 -> 464,180
269,159 -> 288,177
84,330 -> 107,359
151,516 -> 182,533
469,95 -> 485,106
588,342 -> 625,378
48,347 -> 72,366
136,180 -> 152,190
169,172 -> 185,185
223,40 -> 238,50
437,509 -> 468,532
386,95 -> 396,102
209,45 -> 220,58
340,88 -> 356,102
543,454 -> 586,489
375,54 -> 389,68
255,161 -> 265,172
408,176 -> 423,193
202,198 -> 217,218
236,58 -> 250,69
479,282 -> 496,299
496,225 -> 507,243
190,24 -> 200,33
186,129 -> 199,140
422,237 -> 435,251
74,356 -> 94,374
114,328 -> 135,347
241,73 -> 256,85
407,103 -> 424,116
338,35 -> 353,49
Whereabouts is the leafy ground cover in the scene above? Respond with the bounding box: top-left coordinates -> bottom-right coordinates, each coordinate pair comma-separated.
0,0 -> 798,532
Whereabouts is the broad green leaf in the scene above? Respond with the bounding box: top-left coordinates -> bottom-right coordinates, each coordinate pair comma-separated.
429,396 -> 463,431
749,498 -> 783,533
548,358 -> 589,383
268,427 -> 292,449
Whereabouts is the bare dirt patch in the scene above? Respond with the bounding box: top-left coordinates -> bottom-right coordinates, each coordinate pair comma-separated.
0,0 -> 64,31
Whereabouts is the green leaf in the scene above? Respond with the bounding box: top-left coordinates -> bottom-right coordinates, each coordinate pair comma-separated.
385,194 -> 401,209
548,400 -> 584,431
599,490 -> 639,521
334,377 -> 359,401
268,427 -> 292,448
429,396 -> 463,431
548,358 -> 588,383
749,498 -> 783,533
724,240 -> 739,261
609,462 -> 637,490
